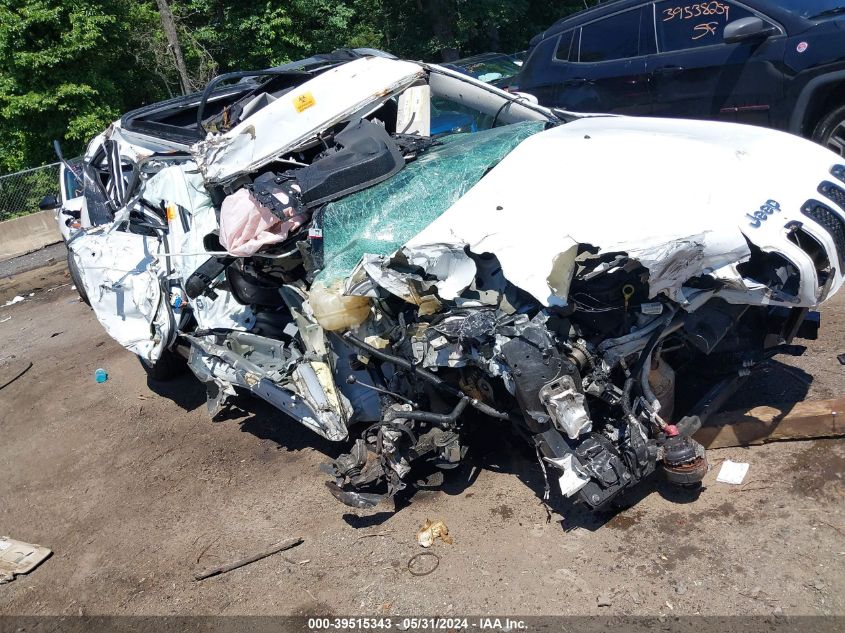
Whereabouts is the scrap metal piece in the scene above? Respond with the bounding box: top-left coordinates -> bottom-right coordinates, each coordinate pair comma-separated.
0,537 -> 51,584
539,375 -> 591,440
543,454 -> 590,497
324,482 -> 383,509
193,537 -> 303,581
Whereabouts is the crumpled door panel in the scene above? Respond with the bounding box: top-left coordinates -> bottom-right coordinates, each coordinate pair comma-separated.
69,228 -> 171,363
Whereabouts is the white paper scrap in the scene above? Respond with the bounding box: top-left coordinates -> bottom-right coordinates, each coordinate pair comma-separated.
716,460 -> 749,485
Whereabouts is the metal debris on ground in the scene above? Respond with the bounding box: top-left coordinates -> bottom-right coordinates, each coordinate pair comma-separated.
0,359 -> 32,391
407,551 -> 440,576
716,460 -> 750,485
0,536 -> 52,584
416,519 -> 453,548
193,536 -> 303,580
357,531 -> 393,540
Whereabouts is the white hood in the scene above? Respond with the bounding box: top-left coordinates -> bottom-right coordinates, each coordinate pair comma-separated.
405,116 -> 845,308
191,56 -> 426,183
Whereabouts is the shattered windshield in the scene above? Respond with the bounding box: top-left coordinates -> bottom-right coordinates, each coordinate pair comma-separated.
316,121 -> 545,283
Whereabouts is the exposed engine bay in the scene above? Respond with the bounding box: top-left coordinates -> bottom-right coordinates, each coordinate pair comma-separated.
68,53 -> 844,514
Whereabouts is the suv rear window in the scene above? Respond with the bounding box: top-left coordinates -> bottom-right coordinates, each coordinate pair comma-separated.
579,9 -> 643,62
655,1 -> 756,52
555,30 -> 575,61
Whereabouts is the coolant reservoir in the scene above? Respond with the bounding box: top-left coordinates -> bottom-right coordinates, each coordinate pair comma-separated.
649,355 -> 676,421
309,283 -> 371,332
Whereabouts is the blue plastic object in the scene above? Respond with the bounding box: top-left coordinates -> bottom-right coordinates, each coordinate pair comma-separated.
94,368 -> 108,383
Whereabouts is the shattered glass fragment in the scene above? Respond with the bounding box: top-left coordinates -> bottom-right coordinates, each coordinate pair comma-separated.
316,121 -> 545,283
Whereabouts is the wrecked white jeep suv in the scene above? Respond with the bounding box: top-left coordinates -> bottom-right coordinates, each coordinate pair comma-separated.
69,49 -> 844,511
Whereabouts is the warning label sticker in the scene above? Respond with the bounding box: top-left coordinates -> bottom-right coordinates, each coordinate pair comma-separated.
293,92 -> 316,113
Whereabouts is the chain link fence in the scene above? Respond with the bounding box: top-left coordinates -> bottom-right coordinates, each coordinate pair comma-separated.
0,163 -> 62,222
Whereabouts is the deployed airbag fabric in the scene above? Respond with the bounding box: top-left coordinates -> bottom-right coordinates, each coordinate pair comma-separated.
220,188 -> 306,256
316,121 -> 544,283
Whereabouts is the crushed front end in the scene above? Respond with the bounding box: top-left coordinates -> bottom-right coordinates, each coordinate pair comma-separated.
67,55 -> 844,516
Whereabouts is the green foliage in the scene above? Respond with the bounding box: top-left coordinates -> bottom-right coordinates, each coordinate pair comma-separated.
0,0 -> 587,177
0,0 -> 165,172
175,0 -> 385,70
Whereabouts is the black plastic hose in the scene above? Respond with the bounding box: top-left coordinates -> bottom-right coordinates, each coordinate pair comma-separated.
383,397 -> 469,426
342,332 -> 509,420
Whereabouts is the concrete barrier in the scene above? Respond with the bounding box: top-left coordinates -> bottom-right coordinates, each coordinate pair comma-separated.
0,210 -> 62,262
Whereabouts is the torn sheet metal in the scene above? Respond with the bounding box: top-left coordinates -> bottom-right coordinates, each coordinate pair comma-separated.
404,116 -> 844,307
0,537 -> 51,584
188,333 -> 351,441
192,57 -> 425,183
544,455 -> 590,497
142,162 -> 215,279
191,290 -> 255,333
69,229 -> 171,363
144,163 -> 255,332
350,246 -> 476,306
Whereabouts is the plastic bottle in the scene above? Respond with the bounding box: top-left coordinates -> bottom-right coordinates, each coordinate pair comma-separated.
94,368 -> 108,383
648,355 -> 675,421
171,288 -> 184,314
309,283 -> 371,332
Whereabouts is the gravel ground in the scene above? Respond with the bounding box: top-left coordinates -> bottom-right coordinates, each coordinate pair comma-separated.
0,242 -> 66,278
0,254 -> 843,617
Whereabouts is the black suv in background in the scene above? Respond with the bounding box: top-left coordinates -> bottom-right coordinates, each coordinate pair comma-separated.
511,1 -> 845,155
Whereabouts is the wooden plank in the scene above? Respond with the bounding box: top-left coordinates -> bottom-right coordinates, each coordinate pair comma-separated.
693,398 -> 845,449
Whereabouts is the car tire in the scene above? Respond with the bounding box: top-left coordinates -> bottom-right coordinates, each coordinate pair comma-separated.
66,250 -> 90,306
812,104 -> 845,157
139,348 -> 187,381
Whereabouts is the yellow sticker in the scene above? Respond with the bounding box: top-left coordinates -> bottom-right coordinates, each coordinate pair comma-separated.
165,202 -> 176,222
292,91 -> 316,113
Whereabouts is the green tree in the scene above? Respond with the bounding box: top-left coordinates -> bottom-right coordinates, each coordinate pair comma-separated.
172,0 -> 383,71
0,0 -> 587,175
0,0 -> 166,171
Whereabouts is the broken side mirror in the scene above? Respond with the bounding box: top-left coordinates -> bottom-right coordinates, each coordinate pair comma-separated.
38,194 -> 60,211
53,139 -> 66,164
723,17 -> 777,44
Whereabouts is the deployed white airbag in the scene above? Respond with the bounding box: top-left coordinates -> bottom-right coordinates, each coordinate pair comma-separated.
219,188 -> 300,256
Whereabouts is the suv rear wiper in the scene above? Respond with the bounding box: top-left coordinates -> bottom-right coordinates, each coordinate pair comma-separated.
812,6 -> 845,18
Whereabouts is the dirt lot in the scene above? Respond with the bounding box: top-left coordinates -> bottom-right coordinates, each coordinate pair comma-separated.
1,251 -> 843,617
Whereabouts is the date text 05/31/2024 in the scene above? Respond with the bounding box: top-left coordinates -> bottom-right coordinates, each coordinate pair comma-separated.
307,617 -> 528,631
